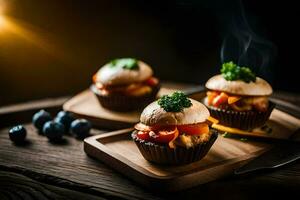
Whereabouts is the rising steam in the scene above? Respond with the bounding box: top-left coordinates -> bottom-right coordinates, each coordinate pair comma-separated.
220,0 -> 277,79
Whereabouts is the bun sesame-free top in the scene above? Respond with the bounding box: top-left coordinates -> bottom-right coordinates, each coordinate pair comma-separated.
206,74 -> 272,96
91,58 -> 160,111
134,92 -> 215,148
204,61 -> 275,130
94,59 -> 153,86
131,91 -> 218,165
140,99 -> 209,126
205,61 -> 273,112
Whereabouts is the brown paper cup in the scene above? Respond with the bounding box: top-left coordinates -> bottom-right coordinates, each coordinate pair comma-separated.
91,84 -> 160,112
206,101 -> 275,130
131,129 -> 218,165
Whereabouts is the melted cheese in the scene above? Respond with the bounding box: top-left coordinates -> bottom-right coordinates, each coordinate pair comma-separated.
173,132 -> 212,148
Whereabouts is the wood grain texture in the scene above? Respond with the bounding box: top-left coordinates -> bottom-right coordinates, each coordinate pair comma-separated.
0,170 -> 106,200
0,97 -> 68,129
84,129 -> 272,191
0,124 -> 161,200
167,160 -> 300,199
0,88 -> 300,199
63,87 -> 178,129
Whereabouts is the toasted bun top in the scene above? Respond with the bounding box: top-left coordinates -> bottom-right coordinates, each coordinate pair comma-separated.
140,99 -> 210,126
95,60 -> 153,86
205,74 -> 273,96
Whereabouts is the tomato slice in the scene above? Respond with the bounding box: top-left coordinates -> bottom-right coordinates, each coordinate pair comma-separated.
92,74 -> 98,83
134,123 -> 160,132
145,77 -> 159,86
168,128 -> 179,148
177,123 -> 209,135
212,92 -> 228,107
136,131 -> 151,141
150,126 -> 178,144
206,91 -> 219,106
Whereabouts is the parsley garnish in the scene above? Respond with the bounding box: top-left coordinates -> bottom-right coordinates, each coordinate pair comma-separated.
108,58 -> 139,70
221,61 -> 256,83
158,91 -> 192,112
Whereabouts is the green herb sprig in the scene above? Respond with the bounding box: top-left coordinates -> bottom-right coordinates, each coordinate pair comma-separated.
158,91 -> 192,112
108,58 -> 139,70
221,61 -> 256,83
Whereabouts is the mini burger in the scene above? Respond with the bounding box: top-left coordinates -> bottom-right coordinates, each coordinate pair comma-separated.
204,61 -> 275,130
91,58 -> 160,111
131,91 -> 218,165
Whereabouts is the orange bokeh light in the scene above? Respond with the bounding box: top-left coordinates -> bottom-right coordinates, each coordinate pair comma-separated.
0,15 -> 5,29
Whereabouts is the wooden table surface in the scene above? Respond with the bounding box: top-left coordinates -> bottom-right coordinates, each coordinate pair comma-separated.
1,86 -> 300,200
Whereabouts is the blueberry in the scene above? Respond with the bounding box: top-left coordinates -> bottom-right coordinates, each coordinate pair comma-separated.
32,110 -> 52,131
43,121 -> 65,141
70,119 -> 91,138
54,111 -> 75,130
9,125 -> 27,143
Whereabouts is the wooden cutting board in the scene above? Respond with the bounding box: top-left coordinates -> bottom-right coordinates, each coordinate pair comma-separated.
84,128 -> 272,192
63,87 -> 176,129
64,87 -> 300,140
79,86 -> 300,191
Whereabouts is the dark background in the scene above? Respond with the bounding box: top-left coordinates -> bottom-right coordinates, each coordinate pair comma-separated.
0,0 -> 299,105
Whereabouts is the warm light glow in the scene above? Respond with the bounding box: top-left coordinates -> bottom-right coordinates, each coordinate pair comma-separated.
0,16 -> 72,63
0,0 -> 6,30
0,15 -> 6,29
0,0 -> 5,15
0,0 -> 72,63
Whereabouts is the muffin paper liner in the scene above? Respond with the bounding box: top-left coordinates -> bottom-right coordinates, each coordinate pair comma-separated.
91,84 -> 160,112
131,129 -> 218,165
206,101 -> 275,130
